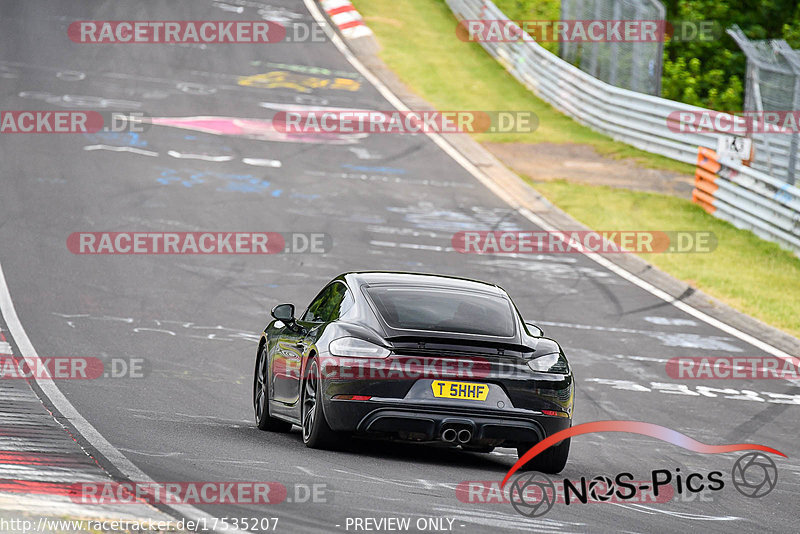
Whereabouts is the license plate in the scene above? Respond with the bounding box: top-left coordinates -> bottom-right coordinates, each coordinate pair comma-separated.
431,381 -> 489,401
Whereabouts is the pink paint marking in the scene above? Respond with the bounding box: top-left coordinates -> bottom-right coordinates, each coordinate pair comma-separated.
149,116 -> 365,144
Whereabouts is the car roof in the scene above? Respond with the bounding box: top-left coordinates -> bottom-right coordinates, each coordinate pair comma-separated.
341,271 -> 507,296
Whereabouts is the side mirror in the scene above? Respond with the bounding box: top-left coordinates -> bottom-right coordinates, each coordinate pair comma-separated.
271,303 -> 295,323
525,322 -> 544,337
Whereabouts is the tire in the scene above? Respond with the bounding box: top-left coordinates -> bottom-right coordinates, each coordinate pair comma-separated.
516,437 -> 570,474
301,358 -> 342,449
254,344 -> 292,432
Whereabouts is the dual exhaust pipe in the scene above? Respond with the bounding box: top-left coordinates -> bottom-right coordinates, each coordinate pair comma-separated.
442,427 -> 472,444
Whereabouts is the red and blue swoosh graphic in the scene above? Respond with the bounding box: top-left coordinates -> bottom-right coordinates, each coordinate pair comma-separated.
502,420 -> 786,487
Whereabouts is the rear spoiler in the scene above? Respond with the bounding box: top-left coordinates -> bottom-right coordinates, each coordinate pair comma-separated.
384,335 -> 535,355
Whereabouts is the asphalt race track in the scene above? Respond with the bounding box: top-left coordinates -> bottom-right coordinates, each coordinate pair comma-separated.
0,1 -> 797,533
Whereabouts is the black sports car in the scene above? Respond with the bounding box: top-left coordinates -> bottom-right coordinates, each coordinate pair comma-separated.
253,272 -> 574,473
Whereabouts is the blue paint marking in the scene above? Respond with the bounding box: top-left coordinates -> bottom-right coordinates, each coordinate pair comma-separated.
84,131 -> 148,147
157,167 -> 204,188
290,192 -> 321,200
341,164 -> 406,175
157,168 -> 272,193
271,189 -> 283,197
215,174 -> 270,193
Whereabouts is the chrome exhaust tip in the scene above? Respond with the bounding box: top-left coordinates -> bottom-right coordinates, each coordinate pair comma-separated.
457,429 -> 472,444
441,428 -> 457,442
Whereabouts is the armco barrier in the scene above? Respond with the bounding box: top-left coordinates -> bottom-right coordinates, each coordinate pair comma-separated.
445,0 -> 800,254
694,147 -> 800,256
446,0 -> 800,181
446,0 -> 722,166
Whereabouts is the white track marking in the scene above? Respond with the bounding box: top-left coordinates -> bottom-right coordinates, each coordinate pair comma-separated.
0,262 -> 246,534
643,316 -> 699,326
166,150 -> 234,162
369,240 -> 451,252
296,466 -> 316,477
538,321 -> 743,351
242,157 -> 282,167
332,469 -> 418,488
83,145 -> 159,157
212,2 -> 244,14
301,0 -> 798,366
608,502 -> 740,521
258,101 -> 366,112
537,319 -> 737,339
117,448 -> 183,458
348,147 -> 382,159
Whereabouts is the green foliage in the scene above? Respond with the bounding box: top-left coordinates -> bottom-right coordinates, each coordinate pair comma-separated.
497,0 -> 800,110
661,0 -> 800,110
493,0 -> 561,53
492,0 -> 561,22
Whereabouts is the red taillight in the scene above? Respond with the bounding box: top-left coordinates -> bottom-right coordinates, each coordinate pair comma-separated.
542,409 -> 568,417
333,394 -> 372,401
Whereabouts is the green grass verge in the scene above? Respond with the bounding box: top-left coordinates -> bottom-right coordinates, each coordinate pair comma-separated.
351,0 -> 693,174
532,180 -> 800,338
350,0 -> 800,337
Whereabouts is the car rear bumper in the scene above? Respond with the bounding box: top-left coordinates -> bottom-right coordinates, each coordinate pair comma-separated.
323,398 -> 571,447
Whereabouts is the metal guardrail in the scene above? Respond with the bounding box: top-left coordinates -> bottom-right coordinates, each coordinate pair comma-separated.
446,0 -> 720,165
694,148 -> 800,255
446,0 -> 800,255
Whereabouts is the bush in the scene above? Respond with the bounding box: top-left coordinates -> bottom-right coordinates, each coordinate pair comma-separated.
654,0 -> 799,110
493,0 -> 561,54
495,0 -> 800,110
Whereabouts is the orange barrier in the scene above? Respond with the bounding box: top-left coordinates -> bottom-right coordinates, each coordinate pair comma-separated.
693,147 -> 719,214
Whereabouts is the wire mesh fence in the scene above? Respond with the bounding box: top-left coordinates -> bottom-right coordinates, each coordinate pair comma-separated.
729,25 -> 800,185
446,0 -> 800,255
560,0 -> 665,96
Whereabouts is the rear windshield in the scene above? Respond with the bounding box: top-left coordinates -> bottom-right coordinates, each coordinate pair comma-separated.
365,286 -> 516,337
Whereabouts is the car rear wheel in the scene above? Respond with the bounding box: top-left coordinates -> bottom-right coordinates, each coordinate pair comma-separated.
301,358 -> 342,449
254,344 -> 292,432
516,437 -> 570,474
